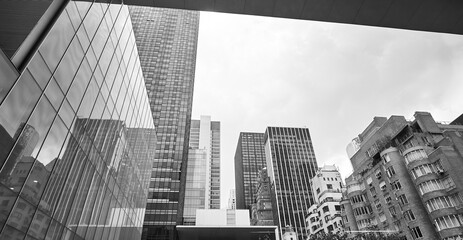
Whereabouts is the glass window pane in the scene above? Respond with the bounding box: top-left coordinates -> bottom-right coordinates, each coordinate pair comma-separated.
6,198 -> 36,233
54,36 -> 85,93
39,11 -> 74,71
45,78 -> 65,111
67,58 -> 92,110
27,53 -> 52,89
27,209 -> 51,239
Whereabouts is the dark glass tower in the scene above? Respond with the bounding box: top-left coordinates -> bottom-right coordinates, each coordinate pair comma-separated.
234,132 -> 267,210
0,2 -> 156,240
264,127 -> 319,240
128,6 -> 200,240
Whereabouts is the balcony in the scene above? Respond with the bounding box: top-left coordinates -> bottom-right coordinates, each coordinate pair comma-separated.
403,146 -> 428,165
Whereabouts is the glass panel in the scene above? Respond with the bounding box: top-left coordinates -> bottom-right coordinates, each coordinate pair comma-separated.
0,184 -> 18,231
20,117 -> 68,206
27,209 -> 51,240
0,224 -> 26,240
44,219 -> 63,240
39,10 -> 74,71
54,36 -> 85,94
0,51 -> 18,104
44,78 -> 64,111
27,53 -> 52,89
0,96 -> 55,194
6,198 -> 36,233
67,58 -> 92,110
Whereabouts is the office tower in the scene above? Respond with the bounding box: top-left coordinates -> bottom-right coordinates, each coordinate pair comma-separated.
128,6 -> 200,239
182,116 -> 220,225
306,165 -> 343,236
0,2 -> 156,239
228,189 -> 236,209
264,127 -> 319,240
250,168 -> 274,226
341,112 -> 463,240
235,132 -> 267,210
182,148 -> 207,225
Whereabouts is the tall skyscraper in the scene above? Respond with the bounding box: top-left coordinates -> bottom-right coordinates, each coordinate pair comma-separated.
234,132 -> 267,210
0,2 -> 157,240
182,116 -> 220,225
128,6 -> 200,240
264,127 -> 319,240
190,116 -> 221,205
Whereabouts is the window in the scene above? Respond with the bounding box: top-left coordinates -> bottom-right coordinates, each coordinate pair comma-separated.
411,226 -> 423,239
379,181 -> 387,191
327,184 -> 333,190
335,205 -> 341,211
375,169 -> 382,179
426,195 -> 457,212
316,188 -> 320,194
434,215 -> 463,231
393,180 -> 402,190
404,210 -> 416,221
382,154 -> 391,163
389,207 -> 396,216
370,187 -> 376,197
323,206 -> 329,213
386,166 -> 396,178
398,194 -> 408,205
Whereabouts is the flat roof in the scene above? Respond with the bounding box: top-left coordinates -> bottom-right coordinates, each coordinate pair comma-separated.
177,225 -> 279,240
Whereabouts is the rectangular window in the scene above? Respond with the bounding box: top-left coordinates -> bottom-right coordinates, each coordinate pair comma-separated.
411,226 -> 423,239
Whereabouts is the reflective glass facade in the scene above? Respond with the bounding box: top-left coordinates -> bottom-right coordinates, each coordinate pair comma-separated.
128,6 -> 199,240
0,1 -> 155,240
264,127 -> 319,240
183,149 -> 207,225
234,132 -> 267,210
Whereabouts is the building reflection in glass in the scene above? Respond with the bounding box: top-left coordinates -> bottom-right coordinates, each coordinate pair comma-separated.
0,1 -> 156,239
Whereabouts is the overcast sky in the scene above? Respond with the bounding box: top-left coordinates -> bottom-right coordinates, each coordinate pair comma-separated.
191,12 -> 463,208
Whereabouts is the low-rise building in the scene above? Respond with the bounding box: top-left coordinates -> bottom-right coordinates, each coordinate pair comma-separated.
306,165 -> 344,237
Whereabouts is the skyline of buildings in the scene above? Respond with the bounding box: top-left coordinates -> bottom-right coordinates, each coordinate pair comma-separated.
1,1 -> 463,240
128,6 -> 200,240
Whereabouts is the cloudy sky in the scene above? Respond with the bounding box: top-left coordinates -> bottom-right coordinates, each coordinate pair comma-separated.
191,12 -> 463,208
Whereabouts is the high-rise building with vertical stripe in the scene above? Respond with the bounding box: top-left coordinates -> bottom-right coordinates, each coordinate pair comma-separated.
182,116 -> 220,224
128,6 -> 200,240
264,127 -> 319,240
234,132 -> 267,210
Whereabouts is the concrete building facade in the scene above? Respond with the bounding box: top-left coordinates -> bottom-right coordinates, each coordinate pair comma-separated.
341,112 -> 463,240
251,168 -> 274,226
306,165 -> 343,237
264,127 -> 319,240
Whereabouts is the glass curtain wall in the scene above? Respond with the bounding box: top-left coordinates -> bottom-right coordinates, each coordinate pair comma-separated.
0,1 -> 155,240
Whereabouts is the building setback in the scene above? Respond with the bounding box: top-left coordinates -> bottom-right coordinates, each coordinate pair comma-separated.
235,132 -> 267,210
128,6 -> 200,240
183,116 -> 221,225
306,165 -> 343,237
341,112 -> 463,240
264,127 -> 319,240
0,2 -> 156,239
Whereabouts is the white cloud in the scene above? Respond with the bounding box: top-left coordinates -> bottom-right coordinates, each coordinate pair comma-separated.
194,12 -> 463,208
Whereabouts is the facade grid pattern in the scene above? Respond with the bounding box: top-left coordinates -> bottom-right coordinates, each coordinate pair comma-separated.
128,6 -> 200,240
0,2 -> 155,240
234,132 -> 267,210
264,127 -> 319,240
